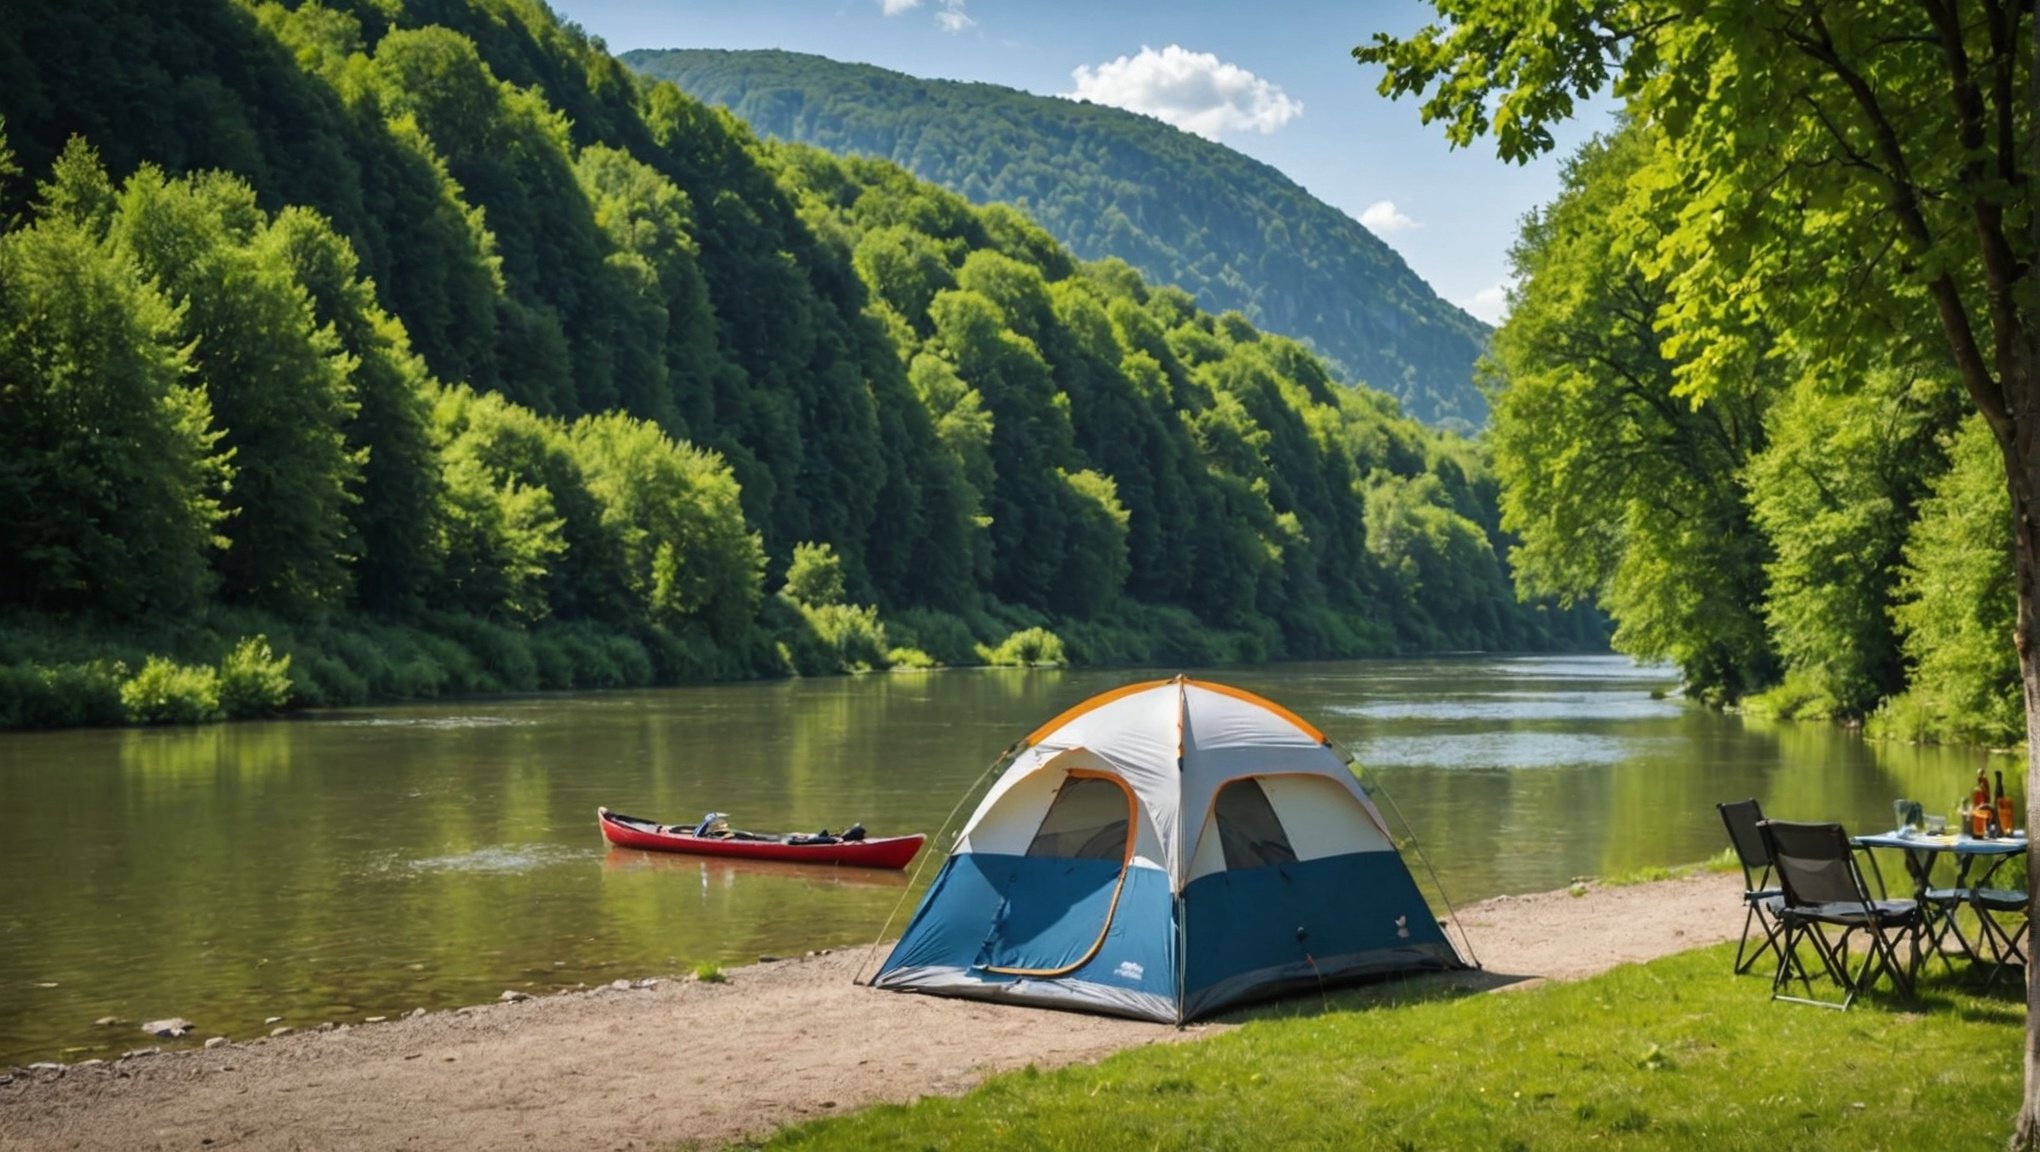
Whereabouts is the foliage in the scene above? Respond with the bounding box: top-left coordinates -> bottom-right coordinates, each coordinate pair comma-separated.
0,149 -> 224,618
759,944 -> 2021,1150
0,0 -> 1602,730
1745,369 -> 1962,718
0,661 -> 126,729
979,627 -> 1067,668
1875,416 -> 2022,747
216,634 -> 294,718
121,656 -> 223,725
1486,121 -> 1775,701
626,48 -> 1493,427
782,542 -> 848,607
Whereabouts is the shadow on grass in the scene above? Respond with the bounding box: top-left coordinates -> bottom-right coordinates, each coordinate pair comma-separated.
1209,964 -> 1532,1026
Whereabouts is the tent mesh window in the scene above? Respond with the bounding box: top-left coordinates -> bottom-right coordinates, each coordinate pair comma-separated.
1025,776 -> 1130,860
1215,777 -> 1298,869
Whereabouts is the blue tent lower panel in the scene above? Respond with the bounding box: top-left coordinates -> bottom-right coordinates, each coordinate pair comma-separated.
873,852 -> 1178,1022
1181,850 -> 1465,1020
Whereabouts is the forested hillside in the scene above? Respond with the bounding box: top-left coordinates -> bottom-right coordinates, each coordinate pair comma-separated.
0,0 -> 1593,729
626,48 -> 1493,428
1489,118 -> 2015,745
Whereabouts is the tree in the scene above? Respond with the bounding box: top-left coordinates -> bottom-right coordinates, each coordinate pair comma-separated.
1487,122 -> 1776,699
108,160 -> 361,613
0,195 -> 222,617
1357,3 -> 2037,1137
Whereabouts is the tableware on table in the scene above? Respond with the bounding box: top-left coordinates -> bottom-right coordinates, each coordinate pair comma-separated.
1925,814 -> 1947,836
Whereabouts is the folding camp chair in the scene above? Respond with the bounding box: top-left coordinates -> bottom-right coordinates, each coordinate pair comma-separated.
1759,819 -> 1920,1009
1717,799 -> 1784,975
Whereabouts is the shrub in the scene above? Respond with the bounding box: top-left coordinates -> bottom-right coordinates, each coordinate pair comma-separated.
980,627 -> 1067,667
121,656 -> 222,724
0,660 -> 127,728
217,635 -> 294,718
782,541 -> 846,606
294,653 -> 368,708
887,647 -> 939,670
888,608 -> 980,666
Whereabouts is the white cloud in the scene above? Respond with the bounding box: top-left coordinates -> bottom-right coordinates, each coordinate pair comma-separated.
935,0 -> 974,32
1359,200 -> 1418,235
878,0 -> 920,14
1461,280 -> 1517,326
1065,45 -> 1302,140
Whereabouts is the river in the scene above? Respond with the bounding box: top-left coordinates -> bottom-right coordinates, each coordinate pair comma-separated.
0,655 -> 1999,1064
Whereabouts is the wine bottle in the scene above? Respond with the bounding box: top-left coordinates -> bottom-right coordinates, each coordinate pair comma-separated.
1998,770 -> 2015,838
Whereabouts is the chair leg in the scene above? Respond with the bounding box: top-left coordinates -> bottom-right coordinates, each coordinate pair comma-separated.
1736,900 -> 1784,975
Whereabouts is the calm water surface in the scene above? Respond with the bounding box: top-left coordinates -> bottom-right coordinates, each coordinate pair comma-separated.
0,656 -> 2000,1063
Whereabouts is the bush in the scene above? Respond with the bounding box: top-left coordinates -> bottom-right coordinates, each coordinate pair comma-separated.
217,635 -> 294,718
980,627 -> 1067,667
121,656 -> 222,724
888,608 -> 981,666
783,541 -> 846,606
887,647 -> 939,670
0,660 -> 127,728
294,652 -> 368,708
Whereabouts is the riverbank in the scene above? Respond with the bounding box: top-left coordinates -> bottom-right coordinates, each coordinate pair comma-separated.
0,871 -> 1749,1151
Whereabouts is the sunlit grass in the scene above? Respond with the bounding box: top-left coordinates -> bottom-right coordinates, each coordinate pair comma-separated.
749,944 -> 2022,1151
693,961 -> 726,984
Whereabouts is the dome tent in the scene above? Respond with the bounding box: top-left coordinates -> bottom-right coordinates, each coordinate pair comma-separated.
872,677 -> 1465,1022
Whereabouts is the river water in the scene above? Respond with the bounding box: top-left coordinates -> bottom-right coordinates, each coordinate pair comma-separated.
0,656 -> 1999,1064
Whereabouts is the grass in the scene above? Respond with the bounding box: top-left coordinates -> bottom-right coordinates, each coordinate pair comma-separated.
693,961 -> 727,984
748,943 -> 2023,1150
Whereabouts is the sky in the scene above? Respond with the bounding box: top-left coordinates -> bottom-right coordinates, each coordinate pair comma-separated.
543,0 -> 1619,325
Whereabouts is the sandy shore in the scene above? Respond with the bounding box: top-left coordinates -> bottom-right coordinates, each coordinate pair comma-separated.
0,871 -> 1746,1151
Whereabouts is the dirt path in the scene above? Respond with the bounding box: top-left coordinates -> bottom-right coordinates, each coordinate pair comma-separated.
0,871 -> 1746,1151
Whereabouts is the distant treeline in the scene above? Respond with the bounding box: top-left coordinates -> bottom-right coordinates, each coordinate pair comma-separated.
626,48 -> 1495,429
1491,119 -> 2014,746
0,0 -> 1597,729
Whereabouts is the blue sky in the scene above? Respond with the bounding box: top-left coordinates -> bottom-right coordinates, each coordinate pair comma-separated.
545,0 -> 1618,324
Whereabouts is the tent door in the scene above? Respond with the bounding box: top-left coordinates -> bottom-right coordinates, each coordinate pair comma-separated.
978,771 -> 1136,978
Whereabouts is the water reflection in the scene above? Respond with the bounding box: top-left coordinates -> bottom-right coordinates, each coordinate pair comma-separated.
0,656 -> 2012,1065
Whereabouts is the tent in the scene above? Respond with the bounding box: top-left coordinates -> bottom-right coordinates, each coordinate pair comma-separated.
872,676 -> 1466,1022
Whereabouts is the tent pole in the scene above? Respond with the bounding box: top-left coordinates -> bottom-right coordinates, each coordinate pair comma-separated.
1341,746 -> 1483,972
851,738 -> 1024,987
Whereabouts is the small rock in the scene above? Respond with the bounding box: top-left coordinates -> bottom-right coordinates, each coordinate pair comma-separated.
633,979 -> 660,990
499,990 -> 530,1003
0,1073 -> 13,1085
408,1008 -> 426,1019
141,1018 -> 192,1038
94,1016 -> 125,1027
120,1048 -> 159,1060
819,949 -> 832,956
269,1026 -> 293,1038
204,1037 -> 227,1050
335,1024 -> 352,1032
610,979 -> 631,991
317,1022 -> 336,1032
264,1016 -> 282,1026
759,955 -> 783,964
34,981 -> 59,989
29,1062 -> 64,1074
365,1016 -> 387,1024
77,1059 -> 104,1069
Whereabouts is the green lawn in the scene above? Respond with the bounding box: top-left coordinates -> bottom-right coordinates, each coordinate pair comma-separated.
754,945 -> 2022,1151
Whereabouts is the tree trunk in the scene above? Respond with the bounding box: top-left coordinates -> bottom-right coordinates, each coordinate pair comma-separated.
2016,21 -> 2040,1151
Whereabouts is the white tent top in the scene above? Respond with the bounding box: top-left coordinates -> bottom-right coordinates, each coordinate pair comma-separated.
955,677 -> 1392,883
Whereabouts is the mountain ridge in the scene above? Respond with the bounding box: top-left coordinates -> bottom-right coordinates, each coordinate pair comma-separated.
623,47 -> 1491,427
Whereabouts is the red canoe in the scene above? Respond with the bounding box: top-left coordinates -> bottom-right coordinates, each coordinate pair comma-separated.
596,808 -> 925,870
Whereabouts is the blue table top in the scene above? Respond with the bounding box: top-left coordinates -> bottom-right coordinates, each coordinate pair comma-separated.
1853,830 -> 2027,854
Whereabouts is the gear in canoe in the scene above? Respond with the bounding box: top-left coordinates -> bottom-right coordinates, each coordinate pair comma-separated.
596,807 -> 926,869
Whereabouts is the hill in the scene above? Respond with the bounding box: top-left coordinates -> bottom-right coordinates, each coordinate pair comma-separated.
0,0 -> 1591,728
624,48 -> 1492,427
